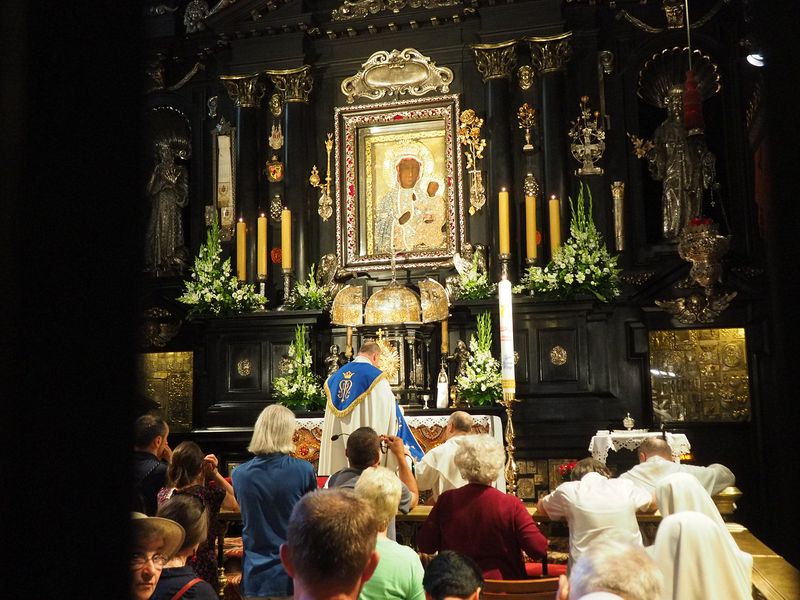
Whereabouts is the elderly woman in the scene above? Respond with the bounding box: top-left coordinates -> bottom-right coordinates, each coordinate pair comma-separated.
354,467 -> 425,600
130,512 -> 184,600
232,404 -> 317,600
417,434 -> 548,579
152,495 -> 218,599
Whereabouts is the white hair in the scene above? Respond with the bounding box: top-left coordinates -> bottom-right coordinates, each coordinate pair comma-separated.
454,434 -> 505,485
247,404 -> 296,455
354,466 -> 402,531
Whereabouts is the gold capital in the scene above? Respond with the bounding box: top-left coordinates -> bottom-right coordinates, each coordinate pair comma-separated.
526,31 -> 573,74
471,40 -> 518,82
265,65 -> 314,104
220,74 -> 266,108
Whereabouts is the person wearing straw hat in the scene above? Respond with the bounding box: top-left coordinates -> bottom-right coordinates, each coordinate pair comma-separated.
130,512 -> 185,600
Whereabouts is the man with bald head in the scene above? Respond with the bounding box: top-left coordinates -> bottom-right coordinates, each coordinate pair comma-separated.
618,437 -> 735,496
415,411 -> 474,503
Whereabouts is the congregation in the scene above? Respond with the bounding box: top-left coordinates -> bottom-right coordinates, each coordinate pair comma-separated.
130,408 -> 747,600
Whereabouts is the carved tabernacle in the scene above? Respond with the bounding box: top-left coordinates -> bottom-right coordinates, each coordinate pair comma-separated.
340,48 -> 454,104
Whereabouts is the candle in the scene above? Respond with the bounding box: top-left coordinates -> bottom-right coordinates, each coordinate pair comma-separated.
281,208 -> 292,270
441,318 -> 449,355
525,193 -> 537,260
498,188 -> 510,255
346,326 -> 353,359
257,213 -> 267,278
498,277 -> 516,398
236,218 -> 246,281
549,194 -> 561,256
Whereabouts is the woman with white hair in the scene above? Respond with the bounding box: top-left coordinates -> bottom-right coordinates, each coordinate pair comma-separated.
354,467 -> 425,600
650,511 -> 752,600
417,434 -> 548,579
232,404 -> 317,600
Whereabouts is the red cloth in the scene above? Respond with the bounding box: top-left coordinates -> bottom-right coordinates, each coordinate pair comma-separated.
417,483 -> 548,580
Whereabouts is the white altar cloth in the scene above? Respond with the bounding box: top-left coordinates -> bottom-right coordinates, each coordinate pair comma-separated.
589,430 -> 691,464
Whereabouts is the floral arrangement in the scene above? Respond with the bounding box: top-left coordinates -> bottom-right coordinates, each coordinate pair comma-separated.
517,183 -> 621,302
272,324 -> 325,411
178,220 -> 266,317
558,461 -> 577,482
289,263 -> 332,310
455,312 -> 502,406
454,253 -> 497,301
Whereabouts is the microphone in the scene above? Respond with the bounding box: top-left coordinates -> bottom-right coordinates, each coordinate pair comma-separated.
331,433 -> 350,442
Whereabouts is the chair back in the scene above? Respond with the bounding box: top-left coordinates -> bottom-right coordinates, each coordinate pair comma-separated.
482,577 -> 560,600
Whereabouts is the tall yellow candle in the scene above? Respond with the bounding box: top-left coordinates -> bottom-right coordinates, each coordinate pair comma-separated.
441,318 -> 449,355
549,194 -> 561,255
525,194 -> 537,259
236,218 -> 246,281
257,213 -> 267,278
498,188 -> 510,255
281,208 -> 292,270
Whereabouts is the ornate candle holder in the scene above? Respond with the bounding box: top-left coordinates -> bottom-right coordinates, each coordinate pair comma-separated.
309,133 -> 334,221
497,391 -> 520,496
569,96 -> 606,176
499,253 -> 512,281
458,109 -> 487,215
517,103 -> 537,153
277,268 -> 295,310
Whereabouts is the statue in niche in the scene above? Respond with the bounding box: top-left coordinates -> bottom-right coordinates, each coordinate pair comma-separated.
145,140 -> 189,276
632,86 -> 717,240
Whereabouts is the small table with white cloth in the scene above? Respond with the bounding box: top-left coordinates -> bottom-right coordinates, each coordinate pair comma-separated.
588,430 -> 691,464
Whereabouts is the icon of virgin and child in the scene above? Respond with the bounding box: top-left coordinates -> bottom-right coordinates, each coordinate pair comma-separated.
374,141 -> 448,255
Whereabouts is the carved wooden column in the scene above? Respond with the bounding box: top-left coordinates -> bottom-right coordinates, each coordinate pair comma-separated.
527,32 -> 573,259
220,74 -> 266,283
471,40 -> 517,282
266,65 -> 314,283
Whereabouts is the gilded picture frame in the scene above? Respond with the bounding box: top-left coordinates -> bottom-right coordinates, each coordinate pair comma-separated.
335,94 -> 465,272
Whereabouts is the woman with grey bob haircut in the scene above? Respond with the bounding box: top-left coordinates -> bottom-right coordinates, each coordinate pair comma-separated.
454,434 -> 506,485
248,403 -> 297,455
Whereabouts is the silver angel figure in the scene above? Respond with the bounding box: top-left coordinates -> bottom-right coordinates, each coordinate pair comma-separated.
145,141 -> 189,275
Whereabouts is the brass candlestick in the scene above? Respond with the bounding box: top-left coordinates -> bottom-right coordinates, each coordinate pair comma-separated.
277,268 -> 294,310
499,253 -> 511,281
498,391 -> 520,496
309,133 -> 334,221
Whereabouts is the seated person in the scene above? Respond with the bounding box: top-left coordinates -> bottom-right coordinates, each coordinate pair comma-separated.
131,414 -> 172,515
152,495 -> 218,599
157,440 -> 238,586
650,511 -> 752,600
414,411 -> 472,503
422,551 -> 483,600
537,458 -> 654,570
619,438 -> 734,495
354,466 -> 425,600
130,512 -> 184,600
556,537 -> 663,600
328,426 -> 418,540
279,489 -> 380,600
417,434 -> 547,579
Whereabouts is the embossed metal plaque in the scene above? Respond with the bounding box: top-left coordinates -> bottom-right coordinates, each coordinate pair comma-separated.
138,352 -> 194,432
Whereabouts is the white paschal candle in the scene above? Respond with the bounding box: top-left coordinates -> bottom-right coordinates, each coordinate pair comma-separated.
498,276 -> 515,398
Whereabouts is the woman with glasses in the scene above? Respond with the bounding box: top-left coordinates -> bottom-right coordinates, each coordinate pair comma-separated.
130,512 -> 184,600
157,440 -> 238,587
152,495 -> 219,599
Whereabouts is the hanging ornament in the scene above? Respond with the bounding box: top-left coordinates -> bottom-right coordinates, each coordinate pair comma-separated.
265,155 -> 284,182
268,123 -> 284,150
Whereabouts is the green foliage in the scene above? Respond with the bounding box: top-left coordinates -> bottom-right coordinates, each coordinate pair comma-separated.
455,312 -> 502,406
516,183 -> 621,302
455,253 -> 497,300
272,324 -> 325,411
290,263 -> 332,310
178,220 -> 266,317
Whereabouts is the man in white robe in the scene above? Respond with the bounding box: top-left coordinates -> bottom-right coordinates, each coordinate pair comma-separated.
618,437 -> 735,496
415,410 -> 472,503
319,342 -> 420,476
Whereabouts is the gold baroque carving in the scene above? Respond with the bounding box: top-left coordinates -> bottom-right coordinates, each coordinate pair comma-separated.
237,358 -> 252,376
471,40 -> 518,82
220,74 -> 265,108
517,65 -> 534,90
550,345 -> 568,366
332,0 -> 462,21
340,48 -> 454,104
526,32 -> 573,75
266,65 -> 314,104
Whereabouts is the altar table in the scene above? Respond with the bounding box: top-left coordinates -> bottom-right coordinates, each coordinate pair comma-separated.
588,430 -> 691,464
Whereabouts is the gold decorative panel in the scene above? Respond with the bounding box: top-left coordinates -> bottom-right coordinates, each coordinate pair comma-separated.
138,352 -> 194,433
648,328 -> 750,423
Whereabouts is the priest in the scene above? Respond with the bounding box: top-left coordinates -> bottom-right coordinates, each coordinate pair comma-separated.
319,341 -> 423,476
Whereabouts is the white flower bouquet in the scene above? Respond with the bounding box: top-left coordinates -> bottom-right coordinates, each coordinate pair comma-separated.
272,324 -> 325,411
455,312 -> 502,406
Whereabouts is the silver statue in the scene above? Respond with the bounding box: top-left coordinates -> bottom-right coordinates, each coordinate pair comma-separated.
145,141 -> 189,276
632,86 -> 717,240
449,339 -> 470,379
325,344 -> 343,375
